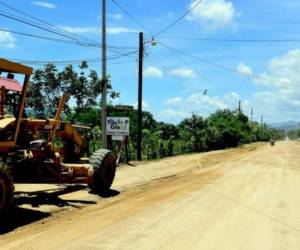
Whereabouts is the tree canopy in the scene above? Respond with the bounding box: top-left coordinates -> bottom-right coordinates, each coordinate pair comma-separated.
27,62 -> 118,118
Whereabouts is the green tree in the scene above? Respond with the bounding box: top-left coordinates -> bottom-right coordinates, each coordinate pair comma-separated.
206,109 -> 249,149
156,122 -> 179,140
27,62 -> 118,118
179,114 -> 207,152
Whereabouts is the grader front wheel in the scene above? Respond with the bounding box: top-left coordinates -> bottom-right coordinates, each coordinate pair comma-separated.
0,165 -> 14,213
88,149 -> 117,193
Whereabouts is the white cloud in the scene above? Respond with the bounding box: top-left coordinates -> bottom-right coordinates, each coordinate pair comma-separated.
59,26 -> 97,34
266,49 -> 300,87
186,93 -> 227,110
225,91 -> 239,101
157,109 -> 188,122
0,31 -> 16,48
144,66 -> 163,78
254,49 -> 300,89
241,49 -> 300,123
237,62 -> 253,75
31,1 -> 55,9
224,91 -> 240,109
187,0 -> 240,32
159,50 -> 300,123
98,14 -> 123,20
157,48 -> 300,123
158,91 -> 259,124
170,67 -> 197,78
134,101 -> 150,110
224,92 -> 252,115
59,25 -> 139,37
165,97 -> 183,106
158,92 -> 234,123
108,13 -> 123,20
107,27 -> 139,34
167,11 -> 174,17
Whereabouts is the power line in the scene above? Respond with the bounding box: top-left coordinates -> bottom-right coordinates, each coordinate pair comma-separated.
110,0 -> 214,84
144,57 -> 170,75
154,0 -> 204,37
12,58 -> 100,65
112,0 -> 295,87
159,43 -> 299,87
0,2 -> 139,51
0,14 -> 138,54
107,49 -> 138,60
111,0 -> 204,40
156,40 -> 216,85
145,53 -> 173,72
102,1 -> 174,72
12,60 -> 136,67
109,60 -> 137,65
161,36 -> 300,43
0,10 -> 87,43
10,50 -> 138,66
0,1 -> 101,46
0,27 -> 98,47
0,27 -> 138,59
111,0 -> 153,35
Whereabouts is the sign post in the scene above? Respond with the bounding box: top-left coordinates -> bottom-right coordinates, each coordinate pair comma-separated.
106,117 -> 130,164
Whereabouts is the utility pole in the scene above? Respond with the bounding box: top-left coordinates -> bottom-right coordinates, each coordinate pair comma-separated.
101,0 -> 107,148
251,107 -> 253,122
261,115 -> 264,127
137,32 -> 144,161
238,100 -> 241,114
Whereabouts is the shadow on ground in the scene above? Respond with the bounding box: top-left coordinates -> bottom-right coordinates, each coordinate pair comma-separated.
90,188 -> 120,198
15,185 -> 95,208
0,185 -> 120,234
0,207 -> 50,234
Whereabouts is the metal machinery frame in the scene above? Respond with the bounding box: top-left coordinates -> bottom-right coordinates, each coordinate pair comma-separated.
0,59 -> 116,187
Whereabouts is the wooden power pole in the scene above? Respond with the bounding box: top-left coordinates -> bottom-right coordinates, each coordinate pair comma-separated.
101,0 -> 107,148
137,32 -> 144,161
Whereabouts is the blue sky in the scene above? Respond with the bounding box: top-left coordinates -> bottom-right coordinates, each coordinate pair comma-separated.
1,0 -> 300,124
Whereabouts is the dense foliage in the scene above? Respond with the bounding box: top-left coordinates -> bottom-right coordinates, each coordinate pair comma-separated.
67,106 -> 285,161
27,62 -> 118,118
287,126 -> 300,140
132,110 -> 285,160
26,63 -> 285,161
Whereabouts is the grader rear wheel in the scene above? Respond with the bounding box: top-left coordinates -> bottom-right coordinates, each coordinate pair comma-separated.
0,165 -> 14,213
88,149 -> 117,193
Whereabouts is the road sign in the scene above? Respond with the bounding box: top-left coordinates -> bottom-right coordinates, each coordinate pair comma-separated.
106,117 -> 130,136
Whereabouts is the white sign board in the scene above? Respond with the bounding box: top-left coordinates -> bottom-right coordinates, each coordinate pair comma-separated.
106,117 -> 130,136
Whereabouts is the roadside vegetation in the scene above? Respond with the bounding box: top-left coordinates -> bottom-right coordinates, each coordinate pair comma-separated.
287,128 -> 300,140
27,63 -> 285,161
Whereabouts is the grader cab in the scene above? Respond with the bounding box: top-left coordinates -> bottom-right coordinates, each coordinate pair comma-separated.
0,59 -> 117,213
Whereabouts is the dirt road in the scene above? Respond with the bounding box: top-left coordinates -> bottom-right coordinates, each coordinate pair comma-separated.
1,141 -> 300,249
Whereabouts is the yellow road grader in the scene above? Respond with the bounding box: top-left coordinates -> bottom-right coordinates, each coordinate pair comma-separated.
0,59 -> 116,213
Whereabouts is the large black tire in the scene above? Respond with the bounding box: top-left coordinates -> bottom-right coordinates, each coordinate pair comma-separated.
0,165 -> 14,213
88,149 -> 116,193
